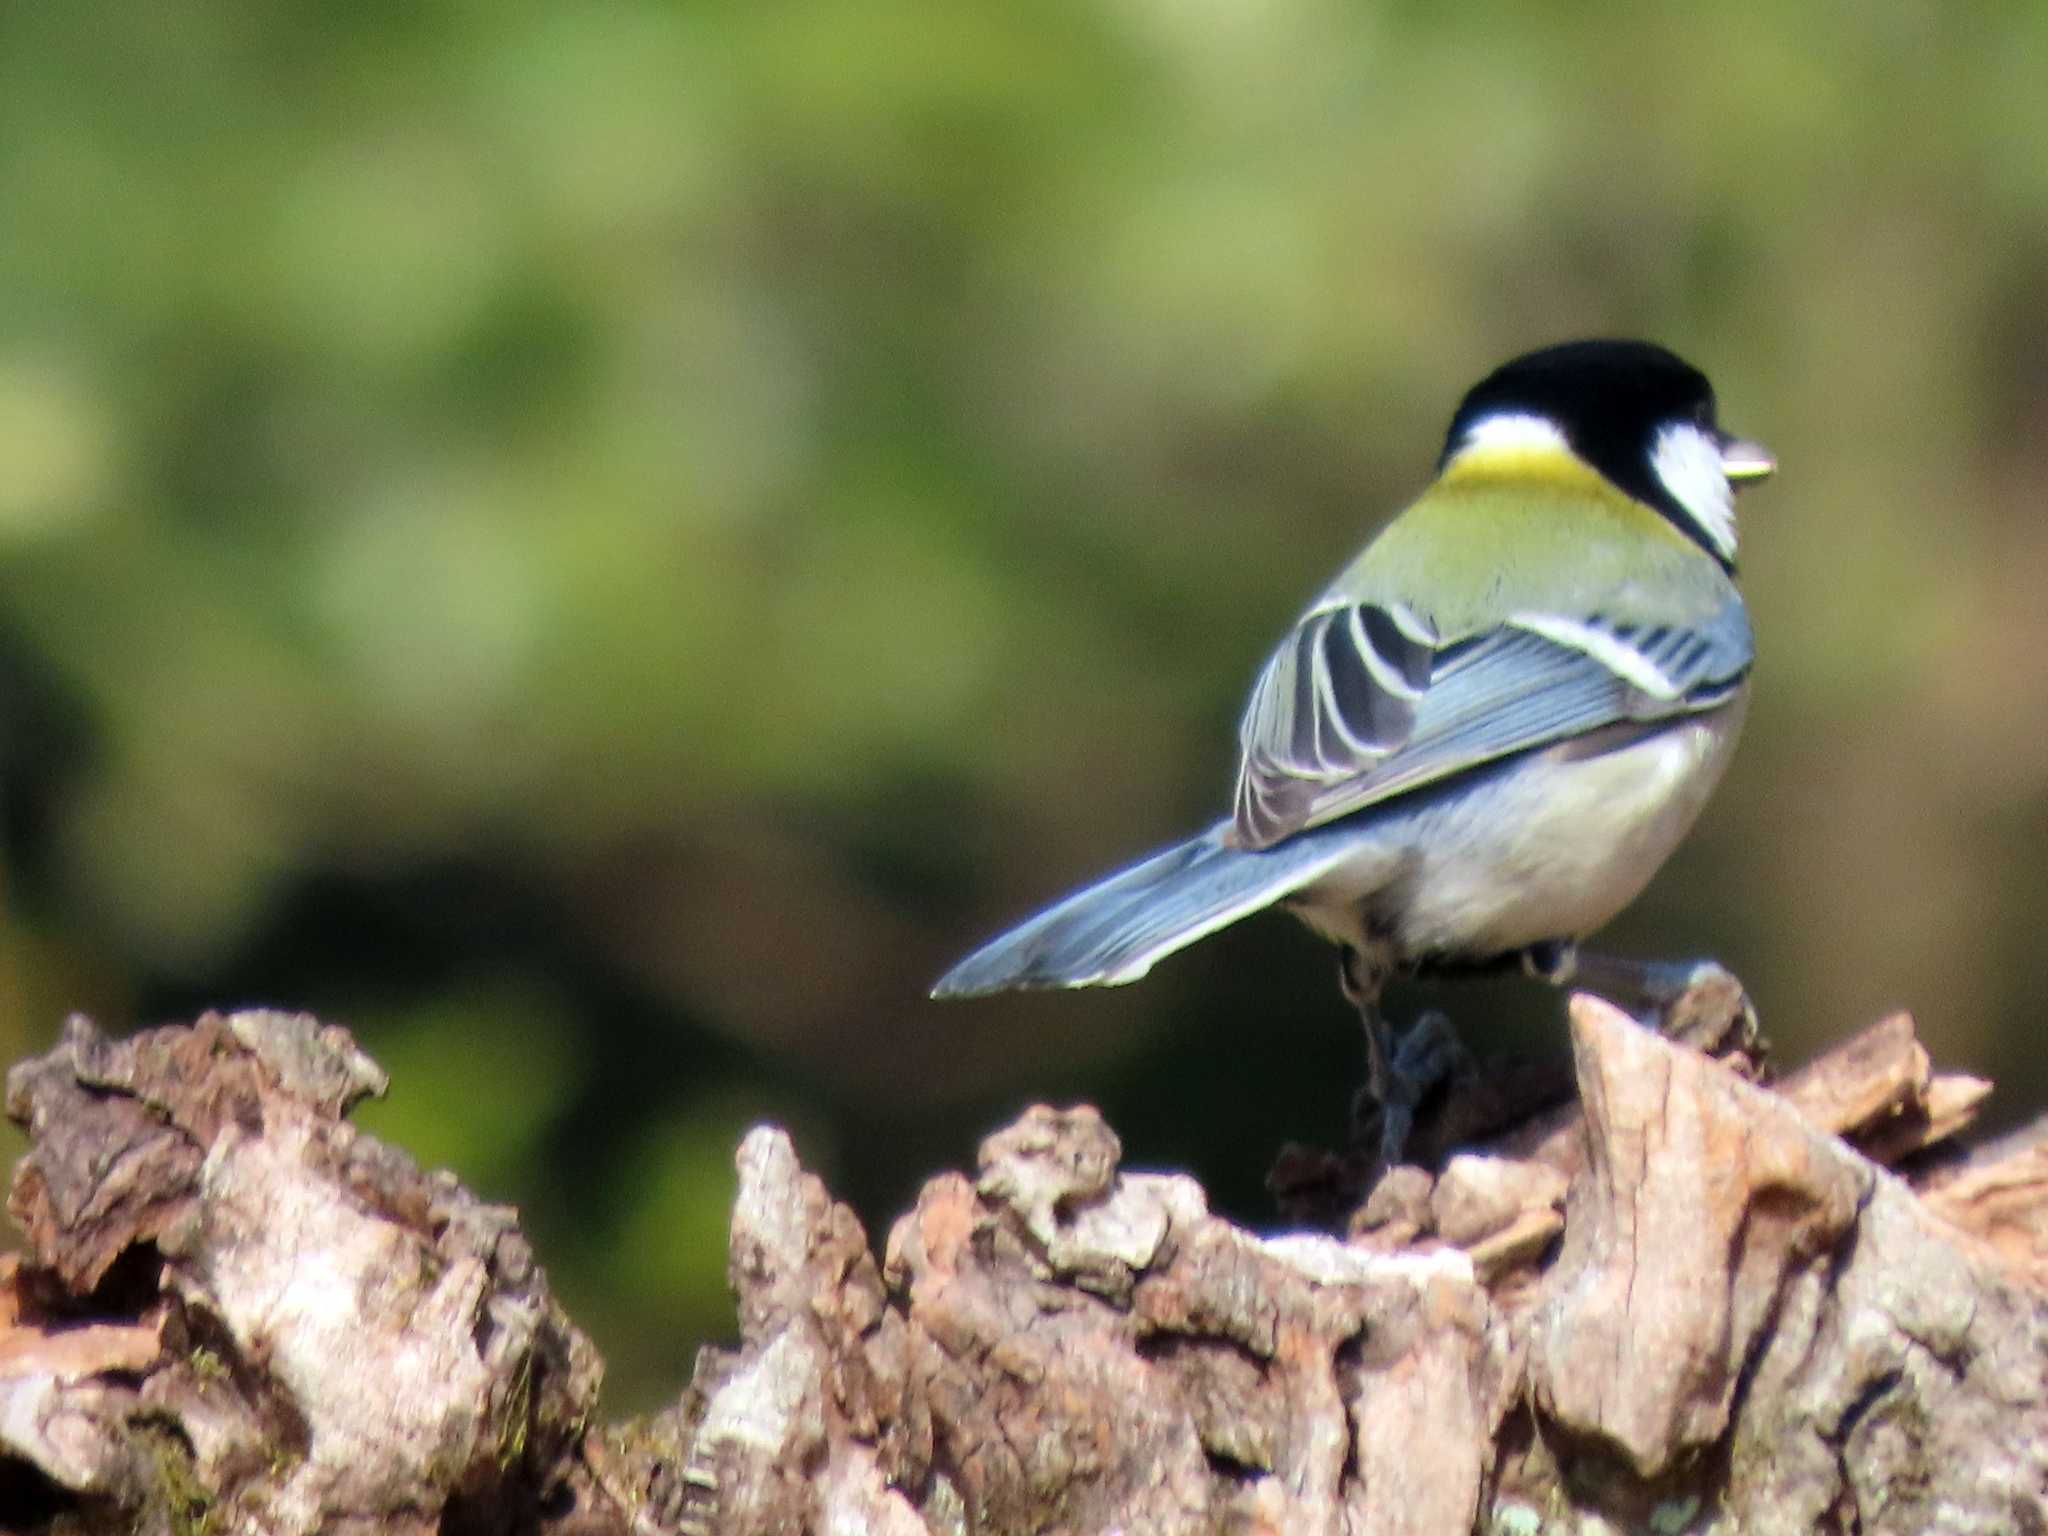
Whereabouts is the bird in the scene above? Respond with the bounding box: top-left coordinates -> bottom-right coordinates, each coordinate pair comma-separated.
932,339 -> 1774,1159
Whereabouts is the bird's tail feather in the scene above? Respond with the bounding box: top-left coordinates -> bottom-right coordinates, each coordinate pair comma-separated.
931,820 -> 1360,998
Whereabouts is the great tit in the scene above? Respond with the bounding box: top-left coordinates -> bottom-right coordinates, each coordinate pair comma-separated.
933,340 -> 1773,1156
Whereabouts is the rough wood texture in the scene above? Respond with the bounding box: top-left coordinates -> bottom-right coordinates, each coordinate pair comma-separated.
1,1011 -> 603,1535
0,995 -> 2043,1534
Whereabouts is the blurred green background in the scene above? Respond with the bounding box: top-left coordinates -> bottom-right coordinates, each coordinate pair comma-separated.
3,0 -> 2047,1409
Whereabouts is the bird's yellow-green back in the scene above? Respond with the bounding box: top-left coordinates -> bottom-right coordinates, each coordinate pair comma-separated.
1324,444 -> 1738,636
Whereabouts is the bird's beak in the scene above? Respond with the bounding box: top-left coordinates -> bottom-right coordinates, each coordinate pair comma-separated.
1719,436 -> 1775,485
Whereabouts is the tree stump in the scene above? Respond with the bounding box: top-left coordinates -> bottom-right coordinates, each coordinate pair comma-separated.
0,993 -> 2043,1534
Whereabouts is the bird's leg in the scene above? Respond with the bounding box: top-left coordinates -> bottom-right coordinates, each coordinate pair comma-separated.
1516,938 -> 1579,987
1530,943 -> 1758,1054
1339,947 -> 1396,1107
1341,949 -> 1466,1165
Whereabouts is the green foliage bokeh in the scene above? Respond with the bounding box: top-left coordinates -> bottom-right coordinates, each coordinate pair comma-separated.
2,1 -> 2047,1408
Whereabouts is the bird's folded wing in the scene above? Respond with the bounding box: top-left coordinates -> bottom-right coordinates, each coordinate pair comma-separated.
1231,597 -> 1752,848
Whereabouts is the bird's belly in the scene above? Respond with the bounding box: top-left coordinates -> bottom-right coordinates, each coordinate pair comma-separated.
1291,694 -> 1747,962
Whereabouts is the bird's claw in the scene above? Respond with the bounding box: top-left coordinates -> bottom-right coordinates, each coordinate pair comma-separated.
1564,952 -> 1760,1057
1352,1009 -> 1471,1166
1652,960 -> 1760,1057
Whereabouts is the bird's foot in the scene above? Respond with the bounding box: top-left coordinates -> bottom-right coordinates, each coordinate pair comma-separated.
1651,960 -> 1760,1058
1568,952 -> 1760,1058
1350,1009 -> 1474,1167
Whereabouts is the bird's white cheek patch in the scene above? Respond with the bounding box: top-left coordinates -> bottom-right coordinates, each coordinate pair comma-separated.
1650,422 -> 1738,561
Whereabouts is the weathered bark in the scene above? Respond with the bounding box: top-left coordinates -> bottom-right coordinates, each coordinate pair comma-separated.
0,1011 -> 603,1535
0,996 -> 2043,1534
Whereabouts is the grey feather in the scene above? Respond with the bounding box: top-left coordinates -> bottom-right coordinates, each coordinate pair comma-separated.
929,820 -> 1367,998
1233,596 -> 1751,847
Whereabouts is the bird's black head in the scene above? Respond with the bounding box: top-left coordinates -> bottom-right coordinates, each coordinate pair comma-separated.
1439,339 -> 1772,569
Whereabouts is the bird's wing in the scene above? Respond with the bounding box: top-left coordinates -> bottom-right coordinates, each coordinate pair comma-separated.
1231,596 -> 1752,848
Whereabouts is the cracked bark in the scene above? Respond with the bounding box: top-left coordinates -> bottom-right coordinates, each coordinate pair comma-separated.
0,992 -> 2044,1534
